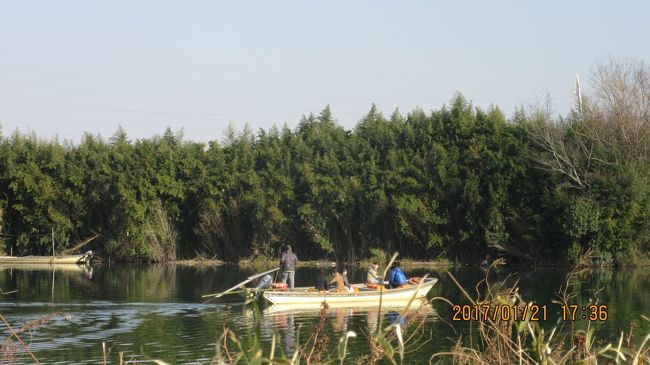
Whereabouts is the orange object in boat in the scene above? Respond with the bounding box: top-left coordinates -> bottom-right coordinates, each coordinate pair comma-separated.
271,283 -> 288,291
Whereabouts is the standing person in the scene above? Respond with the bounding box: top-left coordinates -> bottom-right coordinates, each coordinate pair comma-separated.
280,245 -> 298,290
387,261 -> 408,289
366,262 -> 381,285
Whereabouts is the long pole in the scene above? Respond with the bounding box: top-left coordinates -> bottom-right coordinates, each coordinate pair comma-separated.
246,267 -> 281,280
51,228 -> 55,262
51,231 -> 56,301
203,267 -> 280,300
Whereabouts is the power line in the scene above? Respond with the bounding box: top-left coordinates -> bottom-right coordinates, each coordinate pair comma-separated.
0,79 -> 359,114
0,64 -> 569,103
0,97 -> 305,121
0,112 -> 256,133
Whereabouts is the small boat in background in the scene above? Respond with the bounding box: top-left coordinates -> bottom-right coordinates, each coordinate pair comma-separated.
0,262 -> 96,276
0,251 -> 93,265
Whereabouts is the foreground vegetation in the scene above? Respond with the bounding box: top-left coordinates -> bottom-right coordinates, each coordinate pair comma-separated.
432,256 -> 650,365
0,59 -> 648,264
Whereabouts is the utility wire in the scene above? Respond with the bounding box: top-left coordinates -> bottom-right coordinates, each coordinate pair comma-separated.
0,64 -> 569,103
0,99 -> 302,121
0,79 -> 361,114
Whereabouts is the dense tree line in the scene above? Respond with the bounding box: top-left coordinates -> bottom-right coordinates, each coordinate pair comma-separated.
0,60 -> 648,264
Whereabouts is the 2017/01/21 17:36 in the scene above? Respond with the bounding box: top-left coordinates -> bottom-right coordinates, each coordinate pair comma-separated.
451,304 -> 609,322
561,304 -> 608,321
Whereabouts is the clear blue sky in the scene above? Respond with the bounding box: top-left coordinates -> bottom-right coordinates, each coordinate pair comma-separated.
0,1 -> 648,143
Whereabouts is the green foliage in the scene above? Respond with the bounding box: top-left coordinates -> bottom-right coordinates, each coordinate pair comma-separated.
368,248 -> 388,266
0,88 -> 648,263
563,198 -> 603,260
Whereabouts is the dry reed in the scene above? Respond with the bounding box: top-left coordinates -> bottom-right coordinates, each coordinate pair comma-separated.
429,255 -> 650,365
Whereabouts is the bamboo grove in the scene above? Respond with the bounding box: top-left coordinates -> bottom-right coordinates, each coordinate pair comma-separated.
0,60 -> 648,264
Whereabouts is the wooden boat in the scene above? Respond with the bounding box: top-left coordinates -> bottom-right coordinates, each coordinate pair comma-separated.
262,277 -> 437,306
0,252 -> 92,265
0,263 -> 91,272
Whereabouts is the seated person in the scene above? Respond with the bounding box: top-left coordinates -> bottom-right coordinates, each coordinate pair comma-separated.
387,261 -> 408,289
341,268 -> 354,292
315,268 -> 328,291
366,262 -> 381,285
330,269 -> 349,293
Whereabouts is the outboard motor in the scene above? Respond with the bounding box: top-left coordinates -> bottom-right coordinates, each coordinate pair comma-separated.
253,274 -> 273,301
256,274 -> 273,290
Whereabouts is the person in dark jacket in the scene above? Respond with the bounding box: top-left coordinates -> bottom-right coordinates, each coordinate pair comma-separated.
314,268 -> 328,291
279,245 -> 298,289
387,261 -> 408,289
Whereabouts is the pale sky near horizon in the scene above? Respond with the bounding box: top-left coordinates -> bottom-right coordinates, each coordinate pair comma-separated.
0,1 -> 648,143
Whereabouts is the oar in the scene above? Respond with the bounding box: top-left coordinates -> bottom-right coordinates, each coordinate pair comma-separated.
202,267 -> 281,300
202,278 -> 256,300
204,290 -> 250,296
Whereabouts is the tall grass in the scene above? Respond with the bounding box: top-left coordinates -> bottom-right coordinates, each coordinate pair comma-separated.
0,311 -> 71,364
429,255 -> 650,365
210,279 -> 434,365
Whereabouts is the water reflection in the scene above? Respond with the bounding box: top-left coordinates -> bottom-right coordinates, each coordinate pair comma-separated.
272,312 -> 296,356
261,300 -> 435,360
366,308 -> 379,335
332,307 -> 351,333
386,310 -> 406,327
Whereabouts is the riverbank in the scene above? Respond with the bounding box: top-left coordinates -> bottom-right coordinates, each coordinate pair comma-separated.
172,255 -> 457,269
170,254 -> 650,268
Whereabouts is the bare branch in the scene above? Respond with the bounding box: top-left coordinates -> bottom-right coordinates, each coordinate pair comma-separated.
524,59 -> 650,189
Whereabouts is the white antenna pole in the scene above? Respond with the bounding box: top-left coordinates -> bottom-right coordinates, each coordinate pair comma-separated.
573,72 -> 583,114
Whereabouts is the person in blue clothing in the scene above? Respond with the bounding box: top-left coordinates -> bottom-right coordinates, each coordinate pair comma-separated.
387,261 -> 408,289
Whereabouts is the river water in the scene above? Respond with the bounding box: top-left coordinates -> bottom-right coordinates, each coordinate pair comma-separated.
0,263 -> 648,364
